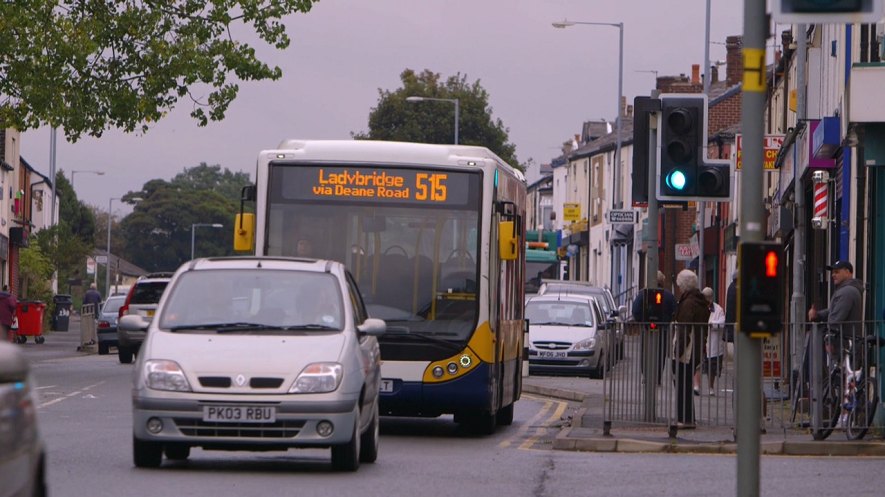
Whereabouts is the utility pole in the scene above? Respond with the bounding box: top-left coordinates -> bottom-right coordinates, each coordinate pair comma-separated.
738,0 -> 767,495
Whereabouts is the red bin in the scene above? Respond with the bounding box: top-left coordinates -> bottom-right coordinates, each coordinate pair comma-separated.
15,301 -> 46,344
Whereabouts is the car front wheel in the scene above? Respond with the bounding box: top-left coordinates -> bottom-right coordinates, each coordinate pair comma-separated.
133,437 -> 162,468
119,347 -> 134,364
331,412 -> 361,471
359,401 -> 379,463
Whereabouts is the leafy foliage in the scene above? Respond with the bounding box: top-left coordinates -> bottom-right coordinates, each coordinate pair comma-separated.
120,164 -> 248,271
32,224 -> 91,295
57,170 -> 97,243
354,69 -> 521,169
18,243 -> 54,302
0,1 -> 318,141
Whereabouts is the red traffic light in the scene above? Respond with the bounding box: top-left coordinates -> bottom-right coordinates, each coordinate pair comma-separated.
765,251 -> 778,277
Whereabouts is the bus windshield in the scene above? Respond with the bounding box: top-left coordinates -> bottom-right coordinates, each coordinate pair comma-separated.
265,163 -> 483,339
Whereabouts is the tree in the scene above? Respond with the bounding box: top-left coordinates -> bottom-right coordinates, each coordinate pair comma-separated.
0,1 -> 318,141
57,170 -> 97,243
32,224 -> 92,294
354,69 -> 521,169
120,164 -> 247,271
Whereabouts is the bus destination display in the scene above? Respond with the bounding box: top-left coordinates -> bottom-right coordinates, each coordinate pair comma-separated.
276,165 -> 476,206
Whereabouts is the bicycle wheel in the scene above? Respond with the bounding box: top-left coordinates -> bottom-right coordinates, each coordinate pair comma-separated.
846,376 -> 878,440
812,369 -> 842,441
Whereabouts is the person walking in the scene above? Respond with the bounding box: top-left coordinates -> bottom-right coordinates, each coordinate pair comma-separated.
631,271 -> 676,385
83,283 -> 102,315
694,287 -> 726,396
0,285 -> 18,343
672,269 -> 710,428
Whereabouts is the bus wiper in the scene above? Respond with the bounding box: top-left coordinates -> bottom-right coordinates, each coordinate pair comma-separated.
383,326 -> 461,350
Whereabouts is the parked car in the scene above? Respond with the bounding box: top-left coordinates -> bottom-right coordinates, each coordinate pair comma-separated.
538,280 -> 626,358
0,342 -> 47,497
122,256 -> 386,471
97,295 -> 127,355
117,272 -> 173,364
525,293 -> 611,378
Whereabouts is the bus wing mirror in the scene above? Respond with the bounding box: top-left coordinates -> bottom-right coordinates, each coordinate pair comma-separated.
499,220 -> 517,261
234,213 -> 255,252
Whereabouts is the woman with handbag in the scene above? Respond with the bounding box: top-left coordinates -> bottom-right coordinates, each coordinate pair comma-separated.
672,270 -> 710,428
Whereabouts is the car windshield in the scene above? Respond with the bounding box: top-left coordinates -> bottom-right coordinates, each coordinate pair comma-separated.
158,269 -> 344,332
525,300 -> 595,327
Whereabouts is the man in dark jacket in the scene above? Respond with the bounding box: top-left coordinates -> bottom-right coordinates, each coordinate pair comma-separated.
808,260 -> 864,361
724,271 -> 737,342
672,269 -> 711,428
632,271 -> 676,385
0,285 -> 18,343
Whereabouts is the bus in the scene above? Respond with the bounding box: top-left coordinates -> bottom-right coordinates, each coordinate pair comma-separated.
234,140 -> 527,433
525,229 -> 561,296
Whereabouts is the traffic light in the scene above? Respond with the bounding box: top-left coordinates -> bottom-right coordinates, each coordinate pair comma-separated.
643,288 -> 666,324
657,94 -> 705,200
656,94 -> 732,201
773,0 -> 883,23
738,242 -> 784,337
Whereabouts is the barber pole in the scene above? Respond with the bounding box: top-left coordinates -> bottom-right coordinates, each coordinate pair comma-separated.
812,181 -> 828,229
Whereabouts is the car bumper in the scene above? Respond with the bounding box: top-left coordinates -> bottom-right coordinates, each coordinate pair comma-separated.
118,330 -> 145,348
132,392 -> 360,448
98,327 -> 118,344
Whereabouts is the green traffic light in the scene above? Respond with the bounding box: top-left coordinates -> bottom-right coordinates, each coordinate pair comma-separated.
665,169 -> 687,191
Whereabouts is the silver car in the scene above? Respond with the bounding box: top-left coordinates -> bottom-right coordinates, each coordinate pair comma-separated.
0,342 -> 46,497
97,295 -> 126,355
123,257 -> 385,471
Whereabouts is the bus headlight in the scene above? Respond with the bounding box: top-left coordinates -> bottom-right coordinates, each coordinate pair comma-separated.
432,366 -> 445,378
447,362 -> 459,375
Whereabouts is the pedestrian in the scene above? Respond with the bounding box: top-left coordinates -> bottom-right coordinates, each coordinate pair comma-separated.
295,239 -> 314,257
694,287 -> 726,396
83,282 -> 102,316
724,271 -> 737,345
0,285 -> 18,343
672,269 -> 710,428
631,270 -> 676,385
807,260 -> 864,361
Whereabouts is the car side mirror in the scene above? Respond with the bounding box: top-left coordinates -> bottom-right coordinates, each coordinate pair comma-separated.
617,305 -> 627,320
118,314 -> 150,333
358,318 -> 386,336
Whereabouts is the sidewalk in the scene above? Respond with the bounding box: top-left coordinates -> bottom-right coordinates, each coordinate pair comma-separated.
522,374 -> 885,456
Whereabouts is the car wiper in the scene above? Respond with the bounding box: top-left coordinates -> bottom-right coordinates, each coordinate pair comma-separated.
168,322 -> 282,332
280,324 -> 340,331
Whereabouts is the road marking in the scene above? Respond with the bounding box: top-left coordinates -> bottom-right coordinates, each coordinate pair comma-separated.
498,394 -> 568,450
38,381 -> 105,408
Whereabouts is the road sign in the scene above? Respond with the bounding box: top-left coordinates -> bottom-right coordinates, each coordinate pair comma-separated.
605,209 -> 638,224
95,255 -> 108,264
563,203 -> 580,222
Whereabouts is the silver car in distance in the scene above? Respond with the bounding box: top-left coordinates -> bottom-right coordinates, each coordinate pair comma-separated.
124,257 -> 385,471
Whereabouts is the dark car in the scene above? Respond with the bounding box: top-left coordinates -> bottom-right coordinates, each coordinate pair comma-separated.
97,295 -> 127,355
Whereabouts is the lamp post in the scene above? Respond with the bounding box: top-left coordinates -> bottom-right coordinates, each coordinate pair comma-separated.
405,96 -> 460,145
70,169 -> 105,191
553,18 -> 625,298
191,223 -> 224,260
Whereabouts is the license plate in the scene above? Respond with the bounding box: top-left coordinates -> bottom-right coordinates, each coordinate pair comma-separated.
202,405 -> 276,423
380,380 -> 394,393
539,350 -> 567,359
146,309 -> 155,317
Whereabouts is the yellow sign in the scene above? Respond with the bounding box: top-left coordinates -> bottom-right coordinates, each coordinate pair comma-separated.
563,203 -> 580,222
735,134 -> 784,170
743,48 -> 766,93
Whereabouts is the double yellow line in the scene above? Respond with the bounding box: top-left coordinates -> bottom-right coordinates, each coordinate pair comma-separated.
499,394 -> 568,450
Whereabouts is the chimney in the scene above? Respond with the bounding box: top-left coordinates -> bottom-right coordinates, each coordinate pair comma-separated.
726,35 -> 743,86
711,65 -> 719,84
691,64 -> 701,84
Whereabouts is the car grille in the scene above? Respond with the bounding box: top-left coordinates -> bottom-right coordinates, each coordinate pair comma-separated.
172,418 -> 306,438
533,341 -> 572,350
197,377 -> 285,389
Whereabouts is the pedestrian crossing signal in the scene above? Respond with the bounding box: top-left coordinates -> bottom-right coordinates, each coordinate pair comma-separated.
738,241 -> 784,337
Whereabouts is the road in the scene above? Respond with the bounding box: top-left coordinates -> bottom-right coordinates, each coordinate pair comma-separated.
18,330 -> 885,497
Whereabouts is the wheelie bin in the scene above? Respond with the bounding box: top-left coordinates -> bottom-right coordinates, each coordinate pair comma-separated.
15,301 -> 46,344
52,294 -> 72,331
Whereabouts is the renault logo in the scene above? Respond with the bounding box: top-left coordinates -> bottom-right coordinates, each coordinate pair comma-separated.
235,374 -> 247,387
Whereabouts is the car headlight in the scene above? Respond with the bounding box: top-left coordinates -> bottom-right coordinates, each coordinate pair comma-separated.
289,363 -> 343,393
144,360 -> 192,392
573,338 -> 597,351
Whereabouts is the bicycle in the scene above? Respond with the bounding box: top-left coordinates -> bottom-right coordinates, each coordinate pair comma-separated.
812,331 -> 885,441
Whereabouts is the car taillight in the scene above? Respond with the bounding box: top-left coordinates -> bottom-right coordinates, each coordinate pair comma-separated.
98,321 -> 110,329
119,305 -> 129,318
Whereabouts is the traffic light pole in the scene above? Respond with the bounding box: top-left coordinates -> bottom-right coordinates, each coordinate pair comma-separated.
738,0 -> 766,495
643,100 -> 660,422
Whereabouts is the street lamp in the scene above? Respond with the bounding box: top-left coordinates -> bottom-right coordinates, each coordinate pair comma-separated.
191,223 -> 224,260
405,96 -> 460,145
105,196 -> 142,298
70,169 -> 105,191
553,18 -> 625,297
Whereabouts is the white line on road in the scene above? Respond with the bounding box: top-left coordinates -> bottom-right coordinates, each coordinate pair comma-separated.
38,381 -> 106,409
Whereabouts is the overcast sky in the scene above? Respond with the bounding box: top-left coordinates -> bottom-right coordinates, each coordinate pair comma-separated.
20,0 -> 746,211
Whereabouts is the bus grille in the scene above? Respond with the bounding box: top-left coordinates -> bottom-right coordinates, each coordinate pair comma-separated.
172,419 -> 305,438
